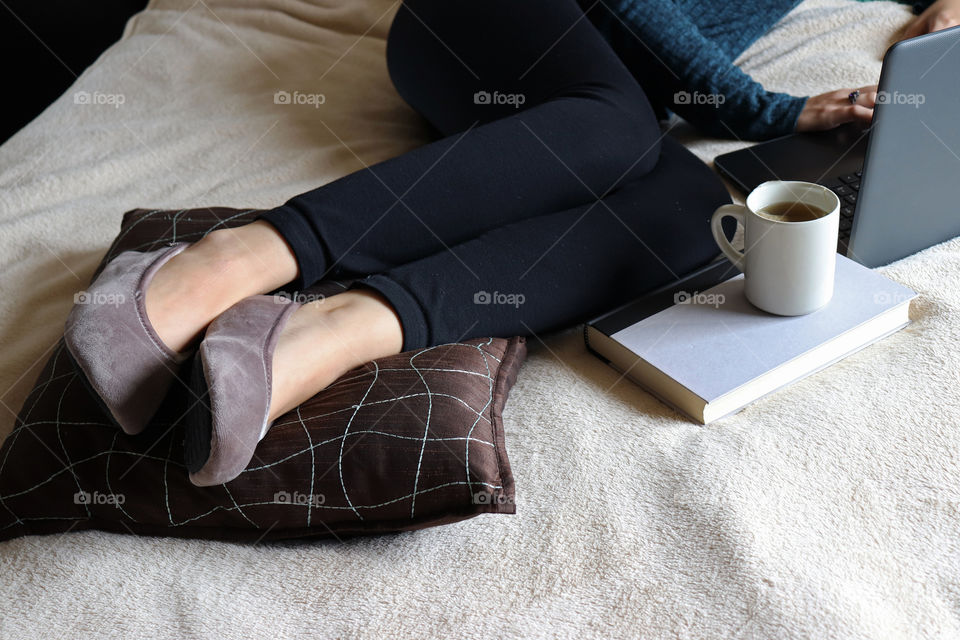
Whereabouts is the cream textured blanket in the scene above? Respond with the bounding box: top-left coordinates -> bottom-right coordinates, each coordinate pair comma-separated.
2,1 -> 959,638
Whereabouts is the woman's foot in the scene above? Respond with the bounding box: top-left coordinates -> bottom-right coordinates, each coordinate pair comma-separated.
268,289 -> 404,421
144,220 -> 300,353
64,219 -> 301,435
185,289 -> 403,486
64,243 -> 194,434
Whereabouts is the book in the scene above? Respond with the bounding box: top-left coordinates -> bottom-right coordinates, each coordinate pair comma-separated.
584,254 -> 916,424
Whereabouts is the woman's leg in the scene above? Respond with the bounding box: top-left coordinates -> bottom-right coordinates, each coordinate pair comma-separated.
255,0 -> 663,289
357,136 -> 730,350
146,0 -> 664,352
265,136 -> 730,419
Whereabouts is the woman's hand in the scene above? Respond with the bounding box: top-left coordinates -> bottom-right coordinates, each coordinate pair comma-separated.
795,85 -> 877,132
796,0 -> 960,134
903,0 -> 960,40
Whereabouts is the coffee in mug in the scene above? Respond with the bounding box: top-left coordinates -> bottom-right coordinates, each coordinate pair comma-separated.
755,201 -> 832,223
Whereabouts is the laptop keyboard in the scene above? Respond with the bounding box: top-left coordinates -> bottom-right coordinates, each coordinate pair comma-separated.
824,170 -> 862,246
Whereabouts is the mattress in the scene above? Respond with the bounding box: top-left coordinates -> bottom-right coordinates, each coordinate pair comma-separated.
2,0 -> 959,637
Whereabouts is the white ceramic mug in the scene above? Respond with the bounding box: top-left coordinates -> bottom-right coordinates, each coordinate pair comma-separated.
711,180 -> 841,316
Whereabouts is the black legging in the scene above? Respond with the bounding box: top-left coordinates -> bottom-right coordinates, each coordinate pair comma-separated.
257,0 -> 731,350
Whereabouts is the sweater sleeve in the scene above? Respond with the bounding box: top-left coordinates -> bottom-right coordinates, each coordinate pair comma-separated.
612,0 -> 807,140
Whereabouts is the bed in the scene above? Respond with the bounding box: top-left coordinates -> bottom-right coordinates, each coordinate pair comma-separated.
2,0 -> 959,637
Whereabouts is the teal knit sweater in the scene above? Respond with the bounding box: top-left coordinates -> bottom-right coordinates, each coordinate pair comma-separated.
589,0 -> 933,140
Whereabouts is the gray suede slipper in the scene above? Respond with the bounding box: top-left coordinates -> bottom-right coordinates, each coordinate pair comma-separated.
184,294 -> 300,487
64,242 -> 192,435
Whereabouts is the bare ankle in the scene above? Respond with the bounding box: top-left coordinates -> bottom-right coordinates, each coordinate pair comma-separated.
267,291 -> 404,421
144,223 -> 299,352
329,290 -> 404,354
197,221 -> 300,294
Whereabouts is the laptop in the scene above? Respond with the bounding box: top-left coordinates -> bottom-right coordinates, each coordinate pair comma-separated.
714,25 -> 960,268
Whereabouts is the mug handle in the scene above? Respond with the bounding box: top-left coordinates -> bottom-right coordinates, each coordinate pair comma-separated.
710,204 -> 747,273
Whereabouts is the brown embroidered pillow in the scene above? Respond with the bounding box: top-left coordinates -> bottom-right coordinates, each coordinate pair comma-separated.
0,208 -> 523,542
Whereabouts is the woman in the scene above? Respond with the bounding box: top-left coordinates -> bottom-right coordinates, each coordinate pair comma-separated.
64,0 -> 959,486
